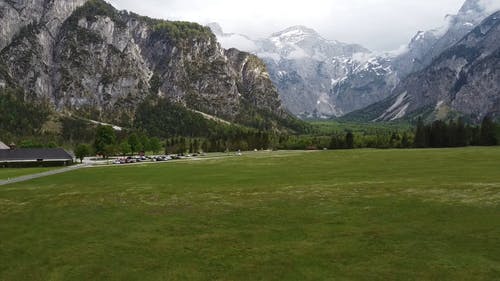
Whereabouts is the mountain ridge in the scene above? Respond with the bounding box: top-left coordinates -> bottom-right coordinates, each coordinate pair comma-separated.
0,0 -> 303,133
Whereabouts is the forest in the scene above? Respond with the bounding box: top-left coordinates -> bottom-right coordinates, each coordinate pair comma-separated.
0,86 -> 498,156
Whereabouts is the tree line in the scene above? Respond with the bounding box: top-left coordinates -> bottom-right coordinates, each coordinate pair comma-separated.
414,117 -> 498,148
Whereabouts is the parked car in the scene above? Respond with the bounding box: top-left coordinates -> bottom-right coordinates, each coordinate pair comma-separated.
126,157 -> 137,163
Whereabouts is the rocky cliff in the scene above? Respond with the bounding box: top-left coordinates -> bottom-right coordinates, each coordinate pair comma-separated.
340,0 -> 500,123
210,24 -> 375,118
374,11 -> 500,123
0,0 -> 294,130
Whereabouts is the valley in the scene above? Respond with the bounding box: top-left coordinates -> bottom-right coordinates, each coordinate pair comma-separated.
1,148 -> 499,280
0,0 -> 499,279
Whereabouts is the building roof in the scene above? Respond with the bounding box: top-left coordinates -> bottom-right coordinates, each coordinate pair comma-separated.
0,148 -> 73,162
0,141 -> 10,150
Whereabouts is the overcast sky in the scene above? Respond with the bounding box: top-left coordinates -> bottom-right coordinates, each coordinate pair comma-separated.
108,0 -> 470,51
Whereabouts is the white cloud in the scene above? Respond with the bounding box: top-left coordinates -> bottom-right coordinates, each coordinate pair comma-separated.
108,0 -> 470,51
480,0 -> 500,13
218,35 -> 259,52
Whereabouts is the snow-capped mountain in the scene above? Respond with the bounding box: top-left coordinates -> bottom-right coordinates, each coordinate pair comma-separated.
257,26 -> 369,61
346,0 -> 500,123
392,0 -> 499,77
209,23 -> 375,118
336,0 -> 500,122
375,10 -> 500,123
209,0 -> 499,120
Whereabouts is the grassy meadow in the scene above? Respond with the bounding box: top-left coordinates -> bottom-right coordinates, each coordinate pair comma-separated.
0,148 -> 499,280
0,167 -> 58,180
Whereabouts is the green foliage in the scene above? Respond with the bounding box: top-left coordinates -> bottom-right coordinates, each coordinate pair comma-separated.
233,103 -> 311,134
413,117 -> 496,148
0,87 -> 50,137
480,116 -> 498,146
284,120 -> 415,150
68,0 -> 126,28
61,117 -> 97,144
118,141 -> 132,156
93,125 -> 116,158
345,131 -> 354,149
74,144 -> 91,163
150,21 -> 214,42
149,137 -> 162,154
18,140 -> 44,148
127,133 -> 142,154
310,120 -> 411,135
134,97 -> 224,138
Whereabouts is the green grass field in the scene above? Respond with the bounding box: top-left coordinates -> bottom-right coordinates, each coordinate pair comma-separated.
1,148 -> 499,280
0,167 -> 57,180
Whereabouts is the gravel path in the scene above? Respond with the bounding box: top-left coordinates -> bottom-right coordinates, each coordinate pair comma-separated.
0,164 -> 87,186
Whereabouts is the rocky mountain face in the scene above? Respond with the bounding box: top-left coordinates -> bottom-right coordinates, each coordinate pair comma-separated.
392,0 -> 497,77
338,0 -> 500,123
0,0 -> 293,130
211,0 -> 499,121
210,24 -> 378,118
374,11 -> 500,123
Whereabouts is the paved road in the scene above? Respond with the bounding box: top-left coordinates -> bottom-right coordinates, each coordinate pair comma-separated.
0,164 -> 87,186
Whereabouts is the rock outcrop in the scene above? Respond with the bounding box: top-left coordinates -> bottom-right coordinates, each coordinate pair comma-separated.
0,0 -> 293,130
374,11 -> 500,123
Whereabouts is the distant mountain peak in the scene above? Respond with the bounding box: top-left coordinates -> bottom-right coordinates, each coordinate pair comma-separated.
271,25 -> 319,37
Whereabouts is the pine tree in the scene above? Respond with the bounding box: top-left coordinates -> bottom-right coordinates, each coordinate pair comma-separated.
456,118 -> 467,147
414,118 -> 427,148
345,132 -> 354,149
480,116 -> 497,146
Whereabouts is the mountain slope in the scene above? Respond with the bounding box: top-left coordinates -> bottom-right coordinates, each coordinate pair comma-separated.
210,24 -> 378,118
392,0 -> 498,77
0,0 -> 300,132
367,11 -> 500,123
337,0 -> 500,123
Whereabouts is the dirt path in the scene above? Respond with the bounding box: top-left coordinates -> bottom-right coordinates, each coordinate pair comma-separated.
0,164 -> 87,186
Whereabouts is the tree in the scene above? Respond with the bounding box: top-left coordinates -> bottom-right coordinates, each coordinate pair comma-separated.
429,120 -> 447,148
201,140 -> 209,153
178,137 -> 187,154
118,141 -> 132,156
128,133 -> 141,154
480,116 -> 497,146
345,132 -> 354,149
149,137 -> 162,154
414,117 -> 427,148
94,125 -> 116,158
455,118 -> 467,147
74,144 -> 91,163
329,135 -> 345,150
193,139 -> 200,153
103,144 -> 117,158
139,134 -> 150,152
401,133 -> 411,148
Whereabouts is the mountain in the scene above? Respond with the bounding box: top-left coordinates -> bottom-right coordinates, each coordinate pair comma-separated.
372,11 -> 500,123
0,0 -> 301,133
340,0 -> 500,123
210,24 -> 380,118
392,0 -> 498,77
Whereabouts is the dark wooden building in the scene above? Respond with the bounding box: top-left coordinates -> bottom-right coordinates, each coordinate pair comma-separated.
0,148 -> 74,168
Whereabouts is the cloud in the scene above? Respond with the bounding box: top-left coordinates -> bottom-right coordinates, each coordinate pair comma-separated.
109,0 -> 467,51
480,0 -> 500,13
218,34 -> 259,52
